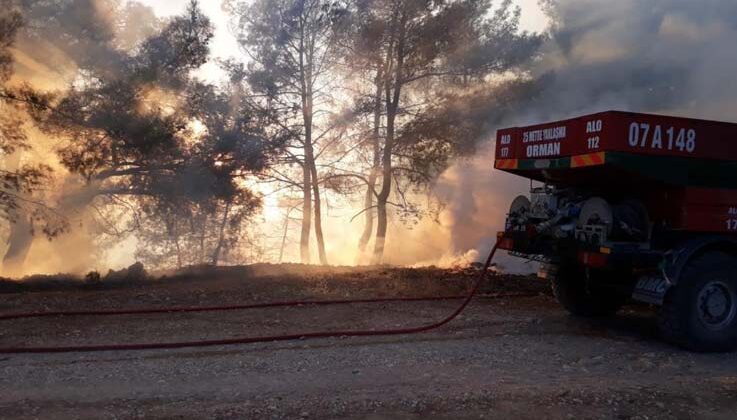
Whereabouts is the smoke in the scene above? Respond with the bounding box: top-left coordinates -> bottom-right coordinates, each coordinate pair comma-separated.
531,0 -> 737,120
0,0 -> 160,277
255,0 -> 737,271
426,0 -> 737,271
5,0 -> 737,275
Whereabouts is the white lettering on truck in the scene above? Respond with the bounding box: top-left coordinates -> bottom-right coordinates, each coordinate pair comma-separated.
498,134 -> 513,158
523,126 -> 566,143
586,120 -> 603,133
586,119 -> 603,150
523,126 -> 566,158
628,122 -> 697,153
526,142 -> 561,158
727,208 -> 737,231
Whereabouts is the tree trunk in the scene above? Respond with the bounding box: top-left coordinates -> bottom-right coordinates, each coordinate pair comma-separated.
372,201 -> 388,264
174,238 -> 182,269
300,164 -> 312,263
211,201 -> 232,266
2,214 -> 34,276
199,217 -> 207,265
358,67 -> 383,257
309,158 -> 328,265
279,207 -> 292,263
357,179 -> 375,253
173,221 -> 183,269
372,11 -> 406,264
372,109 -> 393,264
1,152 -> 33,276
299,18 -> 328,265
372,102 -> 395,263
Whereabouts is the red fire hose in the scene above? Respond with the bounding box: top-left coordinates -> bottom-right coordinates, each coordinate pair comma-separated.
0,243 -> 509,354
0,293 -> 530,321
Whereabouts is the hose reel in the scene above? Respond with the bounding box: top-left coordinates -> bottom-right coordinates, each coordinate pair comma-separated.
577,197 -> 649,244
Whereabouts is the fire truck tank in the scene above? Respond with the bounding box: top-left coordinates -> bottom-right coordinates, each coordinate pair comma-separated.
495,111 -> 737,234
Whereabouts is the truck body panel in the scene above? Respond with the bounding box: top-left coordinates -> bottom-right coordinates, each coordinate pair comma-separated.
496,110 -> 737,164
495,112 -> 737,234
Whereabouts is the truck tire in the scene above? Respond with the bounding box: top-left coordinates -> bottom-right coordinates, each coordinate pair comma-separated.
551,265 -> 626,317
658,252 -> 737,352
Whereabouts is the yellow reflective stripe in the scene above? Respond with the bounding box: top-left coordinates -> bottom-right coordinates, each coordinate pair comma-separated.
495,159 -> 518,170
571,152 -> 606,168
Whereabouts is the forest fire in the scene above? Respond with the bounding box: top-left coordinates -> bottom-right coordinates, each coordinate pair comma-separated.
0,0 -> 542,277
3,1 -> 737,418
3,0 -> 737,279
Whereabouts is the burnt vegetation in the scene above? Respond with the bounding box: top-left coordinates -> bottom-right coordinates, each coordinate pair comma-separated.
0,0 -> 544,275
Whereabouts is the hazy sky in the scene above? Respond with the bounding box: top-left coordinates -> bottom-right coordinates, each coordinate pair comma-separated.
138,0 -> 550,81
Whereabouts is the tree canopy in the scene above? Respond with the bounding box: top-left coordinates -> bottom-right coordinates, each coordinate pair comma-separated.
1,0 -> 543,274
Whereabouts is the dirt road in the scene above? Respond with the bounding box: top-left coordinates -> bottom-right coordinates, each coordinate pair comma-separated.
1,265 -> 736,419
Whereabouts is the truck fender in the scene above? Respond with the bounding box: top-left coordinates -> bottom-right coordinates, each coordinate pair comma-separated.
662,236 -> 737,285
633,236 -> 737,305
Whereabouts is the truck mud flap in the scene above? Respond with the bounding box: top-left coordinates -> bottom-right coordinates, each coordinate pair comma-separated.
632,275 -> 671,305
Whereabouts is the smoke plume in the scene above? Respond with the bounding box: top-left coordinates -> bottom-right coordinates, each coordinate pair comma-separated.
432,0 -> 737,270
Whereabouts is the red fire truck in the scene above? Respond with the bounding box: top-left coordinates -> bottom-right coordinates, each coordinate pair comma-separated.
495,111 -> 737,352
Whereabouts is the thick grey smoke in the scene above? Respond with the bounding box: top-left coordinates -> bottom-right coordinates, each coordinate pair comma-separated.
439,0 -> 737,270
531,0 -> 737,121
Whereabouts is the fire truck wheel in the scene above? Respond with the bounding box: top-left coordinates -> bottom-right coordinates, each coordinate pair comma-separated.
551,265 -> 625,317
658,252 -> 737,352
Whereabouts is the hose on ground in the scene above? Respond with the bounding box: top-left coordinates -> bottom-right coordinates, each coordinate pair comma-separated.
0,292 -> 532,321
0,243 -> 507,354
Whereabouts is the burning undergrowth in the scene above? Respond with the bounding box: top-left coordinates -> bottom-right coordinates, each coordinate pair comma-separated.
0,262 -> 547,300
0,261 -> 150,293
